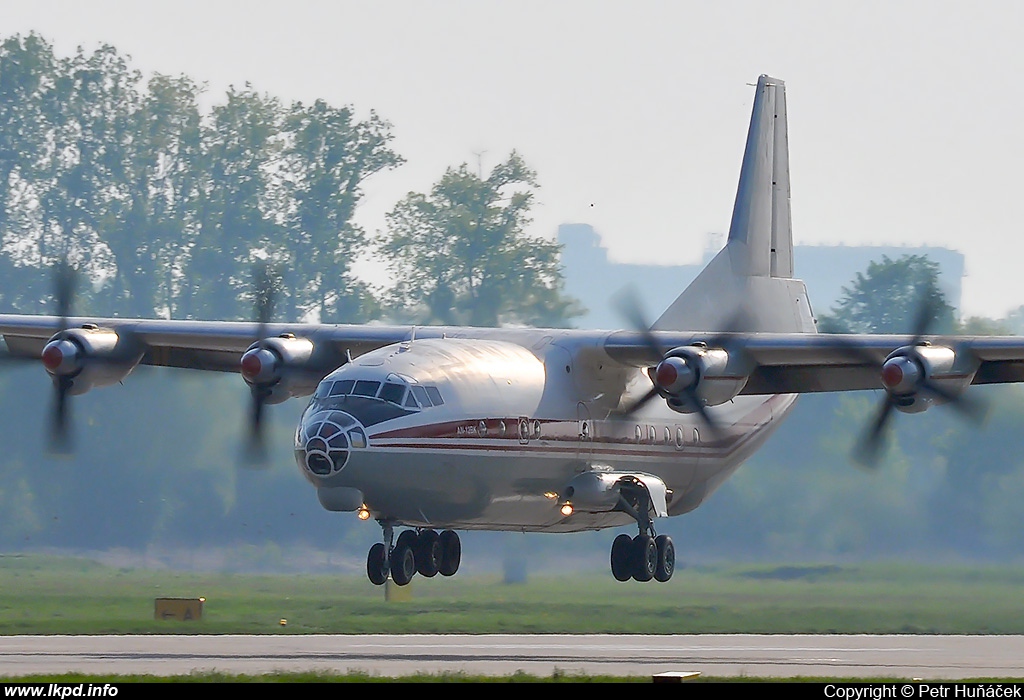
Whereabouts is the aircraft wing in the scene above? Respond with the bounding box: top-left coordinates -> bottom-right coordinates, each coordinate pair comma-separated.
0,314 -> 414,374
5,313 -> 1024,397
602,331 -> 1024,395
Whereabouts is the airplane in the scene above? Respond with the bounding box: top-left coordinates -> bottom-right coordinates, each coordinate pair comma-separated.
2,74 -> 1023,586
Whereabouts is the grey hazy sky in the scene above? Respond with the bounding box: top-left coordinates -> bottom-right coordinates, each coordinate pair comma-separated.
2,0 -> 1022,317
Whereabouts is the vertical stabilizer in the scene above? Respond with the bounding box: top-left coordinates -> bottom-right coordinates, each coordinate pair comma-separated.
654,76 -> 813,334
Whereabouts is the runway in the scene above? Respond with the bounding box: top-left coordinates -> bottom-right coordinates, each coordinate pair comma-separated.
2,635 -> 1023,679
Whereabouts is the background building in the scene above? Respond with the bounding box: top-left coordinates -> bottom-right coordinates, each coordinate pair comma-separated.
558,223 -> 965,330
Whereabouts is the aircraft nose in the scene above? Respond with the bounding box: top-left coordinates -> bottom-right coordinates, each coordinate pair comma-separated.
294,410 -> 368,477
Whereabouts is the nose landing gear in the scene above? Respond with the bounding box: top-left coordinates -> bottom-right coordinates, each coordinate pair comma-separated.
367,521 -> 461,586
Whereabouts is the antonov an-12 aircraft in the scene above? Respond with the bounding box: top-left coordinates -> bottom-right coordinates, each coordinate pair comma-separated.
2,75 -> 1023,585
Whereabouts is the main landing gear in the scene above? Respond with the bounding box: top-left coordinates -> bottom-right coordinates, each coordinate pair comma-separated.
367,521 -> 461,586
608,483 -> 675,583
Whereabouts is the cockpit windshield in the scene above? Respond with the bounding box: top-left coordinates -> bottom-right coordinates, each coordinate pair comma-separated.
314,377 -> 444,410
379,382 -> 406,405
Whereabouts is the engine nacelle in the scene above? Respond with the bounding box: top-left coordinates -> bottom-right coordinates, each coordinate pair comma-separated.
40,326 -> 142,396
653,345 -> 748,412
240,333 -> 319,404
881,343 -> 966,414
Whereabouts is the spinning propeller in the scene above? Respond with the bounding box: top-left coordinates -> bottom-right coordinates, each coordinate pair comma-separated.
841,295 -> 986,468
613,290 -> 749,438
45,258 -> 77,451
36,258 -> 145,453
240,261 -> 279,461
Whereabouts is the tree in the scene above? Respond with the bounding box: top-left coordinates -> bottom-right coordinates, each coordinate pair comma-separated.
277,100 -> 401,322
818,254 -> 956,334
379,152 -> 581,327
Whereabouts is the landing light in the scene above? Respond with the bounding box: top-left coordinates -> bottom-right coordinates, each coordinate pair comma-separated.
357,507 -> 371,521
560,503 -> 574,517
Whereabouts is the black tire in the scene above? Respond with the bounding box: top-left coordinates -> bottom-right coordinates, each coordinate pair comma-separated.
390,543 -> 416,586
438,529 -> 461,576
654,534 -> 675,582
632,535 -> 657,582
610,533 -> 633,582
417,529 -> 441,577
366,542 -> 388,586
395,529 -> 418,551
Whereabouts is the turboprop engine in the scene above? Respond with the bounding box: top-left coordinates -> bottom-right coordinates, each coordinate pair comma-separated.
239,333 -> 320,404
650,345 -> 748,413
41,325 -> 143,395
879,343 -> 971,414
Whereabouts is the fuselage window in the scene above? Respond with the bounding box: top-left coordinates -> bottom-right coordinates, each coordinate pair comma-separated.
379,382 -> 406,405
330,379 -> 354,397
411,385 -> 431,407
353,380 -> 381,397
425,386 -> 444,406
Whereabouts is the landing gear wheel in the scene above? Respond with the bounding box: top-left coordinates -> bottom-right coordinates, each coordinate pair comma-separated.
417,529 -> 441,577
632,535 -> 657,582
654,534 -> 675,582
366,542 -> 388,586
395,529 -> 418,551
390,542 -> 416,586
610,533 -> 633,582
438,530 -> 461,577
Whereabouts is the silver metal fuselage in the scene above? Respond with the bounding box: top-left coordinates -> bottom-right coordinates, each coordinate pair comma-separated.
294,327 -> 795,533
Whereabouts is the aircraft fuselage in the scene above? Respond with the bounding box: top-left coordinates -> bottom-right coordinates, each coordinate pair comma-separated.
294,329 -> 795,532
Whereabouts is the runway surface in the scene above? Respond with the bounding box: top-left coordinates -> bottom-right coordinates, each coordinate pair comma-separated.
2,634 -> 1023,679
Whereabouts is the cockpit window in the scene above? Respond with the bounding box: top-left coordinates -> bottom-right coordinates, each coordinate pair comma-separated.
425,386 -> 444,406
411,385 -> 431,407
353,380 -> 381,397
379,382 -> 406,405
404,392 -> 420,409
330,379 -> 354,397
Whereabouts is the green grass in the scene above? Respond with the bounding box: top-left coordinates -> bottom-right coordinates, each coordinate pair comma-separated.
1,554 -> 1024,635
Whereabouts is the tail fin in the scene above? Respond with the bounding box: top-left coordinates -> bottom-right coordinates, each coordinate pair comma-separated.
654,75 -> 816,334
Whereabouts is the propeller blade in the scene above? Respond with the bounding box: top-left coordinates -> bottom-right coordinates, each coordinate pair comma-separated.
679,386 -> 725,440
700,308 -> 754,353
612,287 -> 666,362
53,257 -> 76,333
838,286 -> 984,467
245,386 -> 269,462
45,257 -> 79,452
243,261 -> 279,464
612,288 -> 734,438
615,386 -> 661,419
253,261 -> 276,334
48,375 -> 73,454
854,395 -> 897,468
919,379 -> 987,424
910,291 -> 939,342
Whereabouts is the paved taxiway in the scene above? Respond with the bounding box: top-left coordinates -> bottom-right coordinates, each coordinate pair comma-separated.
2,635 -> 1023,678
